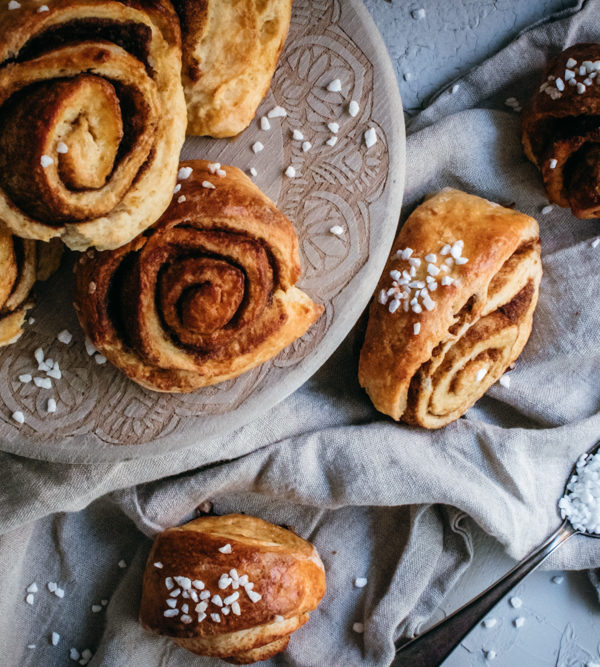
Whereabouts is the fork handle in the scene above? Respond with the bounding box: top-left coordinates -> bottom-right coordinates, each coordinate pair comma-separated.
392,522 -> 574,667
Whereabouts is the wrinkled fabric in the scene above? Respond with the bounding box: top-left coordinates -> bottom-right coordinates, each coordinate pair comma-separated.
1,1 -> 600,665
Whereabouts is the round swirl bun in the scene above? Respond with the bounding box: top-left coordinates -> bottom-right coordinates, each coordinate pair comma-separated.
0,230 -> 62,347
0,0 -> 186,251
522,43 -> 600,219
359,189 -> 542,428
139,514 -> 326,664
74,160 -> 323,392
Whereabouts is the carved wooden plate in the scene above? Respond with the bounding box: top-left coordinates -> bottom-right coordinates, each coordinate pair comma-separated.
0,0 -> 405,463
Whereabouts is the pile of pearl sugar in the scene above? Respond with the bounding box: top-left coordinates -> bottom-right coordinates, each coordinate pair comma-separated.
558,451 -> 600,534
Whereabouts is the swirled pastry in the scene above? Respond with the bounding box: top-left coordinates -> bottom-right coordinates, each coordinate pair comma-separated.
172,0 -> 292,137
0,0 -> 186,251
139,514 -> 326,664
522,43 -> 600,218
359,189 -> 542,429
0,230 -> 62,347
74,160 -> 323,392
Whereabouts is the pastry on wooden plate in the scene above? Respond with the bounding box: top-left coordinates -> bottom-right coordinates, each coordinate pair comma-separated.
522,43 -> 600,218
172,0 -> 293,137
0,0 -> 186,251
0,231 -> 62,347
74,160 -> 323,392
359,189 -> 542,428
139,514 -> 326,664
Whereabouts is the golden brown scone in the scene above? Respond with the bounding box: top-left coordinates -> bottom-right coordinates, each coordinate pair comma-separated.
0,0 -> 186,251
74,160 -> 323,392
172,0 -> 292,137
359,189 -> 542,429
522,43 -> 600,219
139,514 -> 326,664
0,230 -> 62,347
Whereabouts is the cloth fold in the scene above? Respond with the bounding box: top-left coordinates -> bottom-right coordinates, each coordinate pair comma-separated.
1,0 -> 600,665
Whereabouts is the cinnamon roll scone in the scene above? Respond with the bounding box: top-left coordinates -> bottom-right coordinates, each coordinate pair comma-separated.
0,0 -> 186,251
172,0 -> 292,137
74,160 -> 323,392
139,514 -> 326,664
522,43 -> 600,218
359,189 -> 542,429
0,231 -> 62,347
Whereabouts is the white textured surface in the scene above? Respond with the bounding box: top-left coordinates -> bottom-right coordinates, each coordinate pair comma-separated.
363,1 -> 599,665
364,0 -> 574,113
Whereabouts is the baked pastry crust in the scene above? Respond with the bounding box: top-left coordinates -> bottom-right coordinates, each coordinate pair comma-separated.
74,160 -> 323,392
522,43 -> 600,219
0,229 -> 62,347
359,189 -> 542,428
139,514 -> 326,663
0,0 -> 186,251
172,0 -> 292,137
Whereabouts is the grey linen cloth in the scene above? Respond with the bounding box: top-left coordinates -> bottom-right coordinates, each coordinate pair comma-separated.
2,1 -> 600,665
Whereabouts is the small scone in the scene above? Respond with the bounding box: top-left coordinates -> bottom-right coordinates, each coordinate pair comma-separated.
359,189 -> 542,428
172,0 -> 293,137
74,160 -> 323,392
139,514 -> 326,664
522,43 -> 600,218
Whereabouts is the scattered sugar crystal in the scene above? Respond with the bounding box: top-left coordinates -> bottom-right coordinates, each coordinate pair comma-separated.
177,195 -> 186,203
57,142 -> 68,154
27,583 -> 38,593
513,616 -> 525,628
51,632 -> 60,646
328,122 -> 340,134
591,238 -> 600,248
551,575 -> 564,584
84,339 -> 97,356
354,577 -> 367,588
326,136 -> 338,146
207,162 -> 220,174
292,129 -> 304,140
219,544 -> 232,554
267,106 -> 287,118
329,225 -> 344,236
364,127 -> 377,148
411,8 -> 426,19
91,605 -> 102,613
12,411 -> 24,424
352,622 -> 364,633
483,618 -> 497,628
34,348 -> 44,363
38,2 -> 49,10
249,167 -> 257,177
541,205 -> 553,215
202,181 -> 216,189
326,79 -> 342,92
252,141 -> 264,153
285,166 -> 296,178
499,375 -> 511,389
509,596 -> 522,608
70,648 -> 80,661
8,0 -> 21,7
25,593 -> 34,605
118,560 -> 127,568
348,100 -> 360,117
19,374 -> 32,384
154,562 -> 163,569
177,167 -> 193,180
260,117 -> 271,131
163,609 -> 178,617
451,84 -> 460,94
484,650 -> 497,660
302,141 -> 312,152
549,158 -> 557,169
173,184 -> 181,194
55,587 -> 64,598
476,368 -> 488,382
247,590 -> 262,603
413,323 -> 421,335
95,355 -> 107,365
